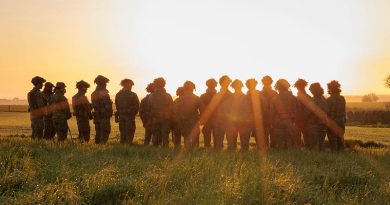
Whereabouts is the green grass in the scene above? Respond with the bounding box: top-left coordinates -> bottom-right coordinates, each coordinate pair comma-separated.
0,112 -> 390,204
0,138 -> 389,204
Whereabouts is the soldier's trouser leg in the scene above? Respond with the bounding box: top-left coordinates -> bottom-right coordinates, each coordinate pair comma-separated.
173,128 -> 181,147
327,123 -> 345,151
94,121 -> 101,144
161,122 -> 170,147
317,130 -> 326,151
152,123 -> 161,146
31,117 -> 44,139
202,122 -> 215,147
226,123 -> 238,150
183,123 -> 200,149
100,118 -> 111,143
253,126 -> 269,150
144,127 -> 152,145
268,126 -> 277,148
202,123 -> 212,147
119,119 -> 135,144
213,121 -> 226,149
53,119 -> 68,141
77,117 -> 90,142
240,125 -> 252,151
44,118 -> 55,139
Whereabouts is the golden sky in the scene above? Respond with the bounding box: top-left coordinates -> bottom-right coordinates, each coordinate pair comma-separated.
1,0 -> 390,99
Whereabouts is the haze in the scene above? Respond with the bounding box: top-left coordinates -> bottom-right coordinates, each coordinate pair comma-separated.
1,0 -> 390,99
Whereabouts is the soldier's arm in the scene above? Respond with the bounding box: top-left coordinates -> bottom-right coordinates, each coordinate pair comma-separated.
133,93 -> 140,116
62,96 -> 72,119
269,100 -> 276,129
105,94 -> 113,116
341,96 -> 346,120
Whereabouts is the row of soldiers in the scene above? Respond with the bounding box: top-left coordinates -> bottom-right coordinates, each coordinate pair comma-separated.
27,75 -> 346,151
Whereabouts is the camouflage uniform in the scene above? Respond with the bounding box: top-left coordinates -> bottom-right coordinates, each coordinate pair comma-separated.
72,81 -> 92,142
27,76 -> 46,139
174,91 -> 203,149
115,87 -> 140,144
172,92 -> 183,147
260,86 -> 277,147
213,76 -> 233,149
245,90 -> 269,150
270,91 -> 300,149
225,90 -> 250,150
200,88 -> 217,147
91,75 -> 113,144
327,94 -> 346,150
42,82 -> 55,139
51,83 -> 72,141
213,89 -> 233,149
295,90 -> 309,147
147,87 -> 173,147
304,95 -> 329,151
140,94 -> 153,145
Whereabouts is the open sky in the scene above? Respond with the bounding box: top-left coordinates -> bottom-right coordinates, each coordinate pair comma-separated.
1,0 -> 390,99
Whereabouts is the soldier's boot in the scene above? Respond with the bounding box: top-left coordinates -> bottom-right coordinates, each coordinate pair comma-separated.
202,126 -> 211,147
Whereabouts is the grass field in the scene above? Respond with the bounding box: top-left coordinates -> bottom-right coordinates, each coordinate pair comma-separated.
1,101 -> 388,113
0,112 -> 389,204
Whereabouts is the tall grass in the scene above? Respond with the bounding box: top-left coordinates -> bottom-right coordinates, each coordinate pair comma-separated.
0,136 -> 389,204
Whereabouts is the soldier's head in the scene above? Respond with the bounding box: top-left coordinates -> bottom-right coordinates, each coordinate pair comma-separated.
55,82 -> 66,94
153,77 -> 166,89
120,78 -> 134,90
31,76 -> 46,89
327,80 -> 341,95
261,75 -> 273,86
76,80 -> 90,93
43,82 -> 54,93
294,78 -> 308,91
94,75 -> 109,88
206,78 -> 218,89
231,79 -> 243,92
245,78 -> 258,91
183,81 -> 196,93
146,83 -> 154,93
176,86 -> 184,96
309,83 -> 324,97
219,75 -> 232,89
274,79 -> 290,92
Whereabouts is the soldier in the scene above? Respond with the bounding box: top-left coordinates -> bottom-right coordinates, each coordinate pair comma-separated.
42,82 -> 56,139
115,79 -> 140,145
147,77 -> 173,147
91,75 -> 113,144
28,76 -> 46,139
72,80 -> 92,143
225,79 -> 250,150
326,80 -> 346,151
175,81 -> 204,149
172,87 -> 184,148
305,83 -> 329,151
245,79 -> 268,150
214,75 -> 233,149
259,75 -> 278,147
270,79 -> 299,149
293,79 -> 309,147
51,82 -> 72,141
139,83 -> 154,145
200,78 -> 218,148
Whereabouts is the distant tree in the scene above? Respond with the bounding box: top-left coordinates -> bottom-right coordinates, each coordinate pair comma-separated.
385,75 -> 390,88
362,93 -> 379,102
